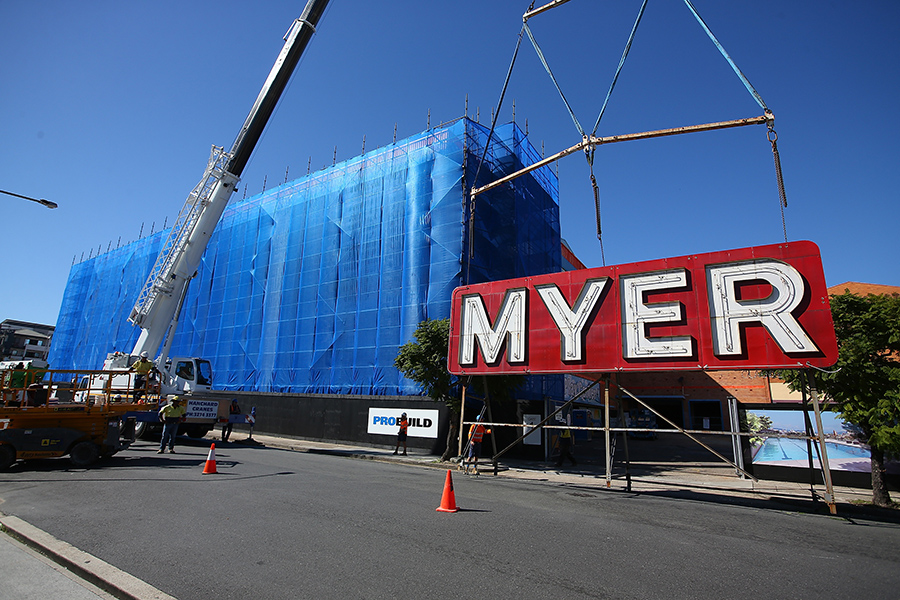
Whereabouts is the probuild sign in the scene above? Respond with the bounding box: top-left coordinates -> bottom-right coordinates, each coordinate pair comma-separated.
448,241 -> 837,375
367,408 -> 440,439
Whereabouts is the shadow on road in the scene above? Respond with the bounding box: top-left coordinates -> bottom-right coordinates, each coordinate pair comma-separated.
554,477 -> 900,525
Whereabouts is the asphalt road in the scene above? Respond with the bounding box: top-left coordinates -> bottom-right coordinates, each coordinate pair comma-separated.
1,438 -> 898,600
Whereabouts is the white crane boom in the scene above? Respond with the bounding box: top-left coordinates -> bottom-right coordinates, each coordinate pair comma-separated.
128,0 -> 330,361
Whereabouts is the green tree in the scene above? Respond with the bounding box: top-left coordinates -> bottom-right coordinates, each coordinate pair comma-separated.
394,318 -> 523,461
745,411 -> 773,446
780,291 -> 900,507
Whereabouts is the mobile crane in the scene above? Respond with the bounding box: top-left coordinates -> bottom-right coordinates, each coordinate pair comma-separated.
130,0 -> 330,363
0,0 -> 331,467
111,0 -> 331,439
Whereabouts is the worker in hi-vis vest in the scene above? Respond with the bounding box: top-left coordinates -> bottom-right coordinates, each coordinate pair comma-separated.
466,414 -> 491,474
393,412 -> 409,455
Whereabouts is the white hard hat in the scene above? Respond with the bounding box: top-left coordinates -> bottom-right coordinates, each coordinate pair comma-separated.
140,351 -> 149,358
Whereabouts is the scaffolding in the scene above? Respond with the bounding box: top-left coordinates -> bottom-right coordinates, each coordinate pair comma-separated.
464,371 -> 839,515
50,119 -> 562,397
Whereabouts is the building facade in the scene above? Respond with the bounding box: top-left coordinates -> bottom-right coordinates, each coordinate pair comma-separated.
49,118 -> 561,403
0,320 -> 54,365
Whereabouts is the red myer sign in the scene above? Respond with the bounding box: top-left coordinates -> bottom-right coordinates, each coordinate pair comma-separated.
448,241 -> 838,375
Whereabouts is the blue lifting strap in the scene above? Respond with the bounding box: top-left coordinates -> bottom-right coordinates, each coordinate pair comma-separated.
592,0 -> 649,136
683,0 -> 769,112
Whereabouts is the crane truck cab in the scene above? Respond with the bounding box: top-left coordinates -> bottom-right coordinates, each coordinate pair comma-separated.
93,352 -> 212,397
75,352 -> 212,402
163,357 -> 213,394
93,352 -> 219,439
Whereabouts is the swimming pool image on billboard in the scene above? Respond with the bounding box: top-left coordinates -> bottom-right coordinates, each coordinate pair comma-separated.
753,437 -> 871,472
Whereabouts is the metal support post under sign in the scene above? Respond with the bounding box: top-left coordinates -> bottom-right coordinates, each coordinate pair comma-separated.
483,377 -> 499,476
604,377 -> 612,488
618,396 -> 632,492
458,384 -> 468,459
801,384 -> 820,503
727,396 -> 745,479
807,370 -> 837,515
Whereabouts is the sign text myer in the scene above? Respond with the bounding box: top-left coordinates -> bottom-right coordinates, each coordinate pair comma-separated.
448,241 -> 838,374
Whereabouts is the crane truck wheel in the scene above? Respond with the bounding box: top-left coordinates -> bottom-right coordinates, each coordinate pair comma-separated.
69,441 -> 100,468
0,444 -> 15,471
184,425 -> 212,439
133,421 -> 160,440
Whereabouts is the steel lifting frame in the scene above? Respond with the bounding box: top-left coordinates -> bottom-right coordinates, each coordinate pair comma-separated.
470,113 -> 773,201
470,0 -> 784,236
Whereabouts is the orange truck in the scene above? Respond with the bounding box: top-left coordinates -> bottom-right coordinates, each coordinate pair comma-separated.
0,366 -> 150,470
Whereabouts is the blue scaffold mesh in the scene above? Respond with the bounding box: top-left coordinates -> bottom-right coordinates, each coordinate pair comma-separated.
49,118 -> 561,396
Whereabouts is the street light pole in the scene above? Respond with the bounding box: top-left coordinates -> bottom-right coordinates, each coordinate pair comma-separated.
0,188 -> 58,209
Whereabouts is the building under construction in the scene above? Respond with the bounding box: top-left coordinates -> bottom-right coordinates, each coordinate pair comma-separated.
48,118 -> 563,446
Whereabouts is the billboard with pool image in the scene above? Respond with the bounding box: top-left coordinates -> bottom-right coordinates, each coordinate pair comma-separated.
747,409 -> 898,475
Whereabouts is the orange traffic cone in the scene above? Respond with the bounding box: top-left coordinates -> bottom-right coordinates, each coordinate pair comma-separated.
202,443 -> 218,474
436,469 -> 459,513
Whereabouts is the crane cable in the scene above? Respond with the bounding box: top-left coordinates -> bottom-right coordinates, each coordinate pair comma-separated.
469,8 -> 529,268
523,0 -> 791,255
588,0 -> 647,266
683,0 -> 788,241
523,19 -> 586,139
525,0 -> 647,265
768,124 -> 789,242
588,149 -> 605,266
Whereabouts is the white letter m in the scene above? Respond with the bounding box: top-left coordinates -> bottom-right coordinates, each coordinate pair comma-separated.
458,289 -> 527,366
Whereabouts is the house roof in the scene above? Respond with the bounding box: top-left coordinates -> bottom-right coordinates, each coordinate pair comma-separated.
13,328 -> 50,339
827,282 -> 900,297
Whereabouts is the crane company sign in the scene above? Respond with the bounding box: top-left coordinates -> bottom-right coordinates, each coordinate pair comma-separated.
448,241 -> 837,375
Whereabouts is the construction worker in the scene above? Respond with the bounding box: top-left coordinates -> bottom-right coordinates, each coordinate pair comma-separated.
393,412 -> 408,455
222,398 -> 241,442
129,352 -> 156,402
9,363 -> 26,405
555,427 -> 577,468
466,414 -> 491,474
158,395 -> 186,454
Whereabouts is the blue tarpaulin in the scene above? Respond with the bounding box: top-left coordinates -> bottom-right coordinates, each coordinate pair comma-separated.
50,118 -> 561,396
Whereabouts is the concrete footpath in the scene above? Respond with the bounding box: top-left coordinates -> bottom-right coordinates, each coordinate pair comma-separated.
0,514 -> 175,600
1,431 -> 894,600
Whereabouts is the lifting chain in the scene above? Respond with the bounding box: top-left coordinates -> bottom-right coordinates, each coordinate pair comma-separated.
767,122 -> 789,242
586,144 -> 606,266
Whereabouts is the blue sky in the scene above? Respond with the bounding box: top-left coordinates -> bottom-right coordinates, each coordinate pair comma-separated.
753,410 -> 847,435
2,1 -> 898,328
